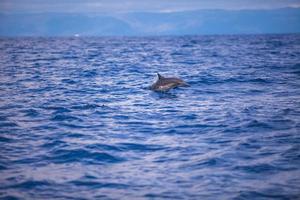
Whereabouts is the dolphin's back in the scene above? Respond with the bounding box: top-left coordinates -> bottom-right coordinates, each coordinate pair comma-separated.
150,74 -> 188,92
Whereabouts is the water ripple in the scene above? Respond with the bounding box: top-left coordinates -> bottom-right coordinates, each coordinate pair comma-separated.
0,35 -> 300,199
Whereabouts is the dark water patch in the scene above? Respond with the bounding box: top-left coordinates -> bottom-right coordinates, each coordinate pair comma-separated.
32,124 -> 58,131
170,51 -> 185,56
280,147 -> 300,162
41,139 -> 67,149
62,55 -> 79,60
70,104 -> 101,110
111,114 -> 130,120
28,86 -> 55,93
86,143 -> 122,152
221,77 -> 272,84
69,180 -> 129,189
0,195 -> 21,200
0,116 -> 8,121
21,109 -> 39,117
235,191 -> 299,200
267,119 -> 295,130
290,63 -> 300,75
0,121 -> 18,128
234,163 -> 279,174
0,104 -> 23,110
242,105 -> 263,113
4,180 -> 52,190
181,43 -> 194,48
0,164 -> 7,170
41,106 -> 71,113
144,193 -> 183,199
291,70 -> 300,75
291,63 -> 300,69
51,114 -> 83,122
11,156 -> 47,165
58,123 -> 90,129
191,75 -> 225,85
179,114 -> 198,120
116,143 -> 167,152
48,149 -> 124,164
242,89 -> 264,95
59,122 -> 105,129
222,126 -> 244,134
61,78 -> 77,84
81,69 -> 97,78
245,120 -> 273,130
65,132 -> 87,138
248,78 -> 272,84
189,157 -> 230,169
236,141 -> 262,151
118,121 -> 153,126
24,57 -> 60,62
173,123 -> 227,130
0,136 -> 13,143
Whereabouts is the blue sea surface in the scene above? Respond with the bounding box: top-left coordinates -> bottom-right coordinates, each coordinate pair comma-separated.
0,35 -> 300,199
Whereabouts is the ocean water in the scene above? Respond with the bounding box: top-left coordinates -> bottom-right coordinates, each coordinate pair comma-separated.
0,35 -> 300,200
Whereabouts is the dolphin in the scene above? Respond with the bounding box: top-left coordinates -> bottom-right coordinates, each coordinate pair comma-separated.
150,73 -> 189,92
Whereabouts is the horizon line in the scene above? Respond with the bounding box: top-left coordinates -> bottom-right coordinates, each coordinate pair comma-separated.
0,6 -> 299,15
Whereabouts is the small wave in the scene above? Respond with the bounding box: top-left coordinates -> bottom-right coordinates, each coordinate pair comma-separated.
21,108 -> 39,117
179,114 -> 198,120
245,120 -> 273,130
42,106 -> 71,113
61,78 -> 76,84
59,123 -> 98,129
70,104 -> 102,110
0,116 -> 7,121
81,69 -> 97,78
170,51 -> 184,56
280,146 -> 300,162
0,136 -> 13,142
0,121 -> 18,128
51,114 -> 83,122
41,140 -> 67,149
48,149 -> 124,164
236,141 -> 262,151
4,180 -> 51,190
116,142 -> 167,152
248,78 -> 271,84
86,143 -> 122,151
236,191 -> 299,200
0,164 -> 7,170
267,119 -> 295,130
0,195 -> 20,200
233,163 -> 278,174
0,104 -> 23,110
65,132 -> 86,138
69,180 -> 129,189
144,192 -> 183,199
181,44 -> 194,48
182,157 -> 230,170
24,57 -> 60,62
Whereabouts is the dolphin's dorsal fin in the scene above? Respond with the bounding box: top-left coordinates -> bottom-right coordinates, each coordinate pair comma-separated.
157,73 -> 164,80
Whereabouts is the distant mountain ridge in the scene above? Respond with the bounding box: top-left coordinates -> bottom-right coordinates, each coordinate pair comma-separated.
0,8 -> 299,36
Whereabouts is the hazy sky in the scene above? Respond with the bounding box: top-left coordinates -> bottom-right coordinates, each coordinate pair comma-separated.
1,0 -> 300,13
